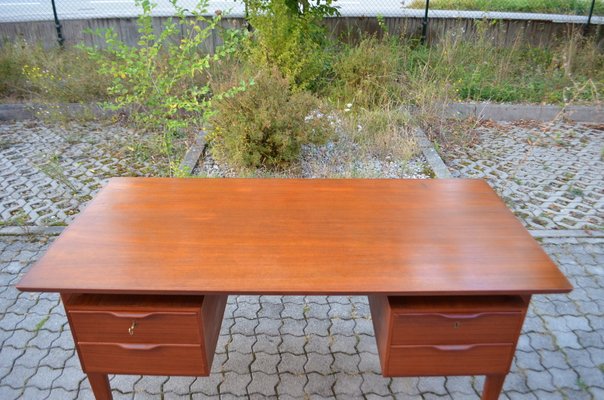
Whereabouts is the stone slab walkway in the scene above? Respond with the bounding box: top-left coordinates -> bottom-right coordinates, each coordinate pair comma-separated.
1,119 -> 603,399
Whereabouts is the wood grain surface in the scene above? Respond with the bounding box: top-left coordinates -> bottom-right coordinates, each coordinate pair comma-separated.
17,178 -> 572,295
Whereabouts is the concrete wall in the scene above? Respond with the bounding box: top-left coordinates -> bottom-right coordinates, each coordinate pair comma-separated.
0,16 -> 602,50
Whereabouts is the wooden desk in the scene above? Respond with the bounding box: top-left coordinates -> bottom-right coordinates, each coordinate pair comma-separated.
17,178 -> 572,399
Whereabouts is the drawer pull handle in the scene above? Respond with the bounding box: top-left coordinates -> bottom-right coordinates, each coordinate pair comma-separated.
116,343 -> 160,351
128,321 -> 136,336
110,312 -> 155,319
434,345 -> 475,351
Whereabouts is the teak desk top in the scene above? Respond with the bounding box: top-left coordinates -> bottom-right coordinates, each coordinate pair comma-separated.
17,178 -> 572,296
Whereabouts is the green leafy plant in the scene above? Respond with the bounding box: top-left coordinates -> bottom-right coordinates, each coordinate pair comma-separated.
245,0 -> 337,92
82,0 -> 247,157
208,68 -> 333,169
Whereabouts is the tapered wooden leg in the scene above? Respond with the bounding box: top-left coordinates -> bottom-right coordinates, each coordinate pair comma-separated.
88,373 -> 113,400
482,375 -> 506,400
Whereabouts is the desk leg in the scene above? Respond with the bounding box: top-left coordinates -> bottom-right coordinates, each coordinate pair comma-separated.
482,374 -> 505,400
88,373 -> 113,400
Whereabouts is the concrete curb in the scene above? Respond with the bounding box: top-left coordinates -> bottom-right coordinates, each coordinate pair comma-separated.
179,130 -> 207,174
0,226 -> 65,236
3,103 -> 603,123
0,103 -> 115,121
529,230 -> 604,238
415,128 -> 452,179
446,103 -> 604,123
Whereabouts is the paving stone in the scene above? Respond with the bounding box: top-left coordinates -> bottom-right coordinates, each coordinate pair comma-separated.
0,385 -> 22,400
251,334 -> 280,355
305,334 -> 331,355
304,352 -> 333,374
255,317 -> 282,335
162,376 -> 196,395
223,351 -> 254,374
25,365 -> 62,389
1,364 -> 37,389
250,352 -> 280,374
417,377 -> 448,396
330,318 -> 355,336
305,372 -> 335,397
220,372 -> 252,396
356,334 -> 378,354
391,377 -> 421,396
278,334 -> 306,355
21,386 -> 50,399
230,317 -> 258,336
280,318 -> 306,336
361,372 -> 391,396
333,372 -> 363,396
330,334 -> 357,354
52,366 -> 86,391
46,387 -> 77,400
276,372 -> 306,398
247,371 -> 279,396
278,352 -> 307,375
332,352 -> 361,374
304,318 -> 330,337
358,352 -> 381,374
189,374 -> 222,396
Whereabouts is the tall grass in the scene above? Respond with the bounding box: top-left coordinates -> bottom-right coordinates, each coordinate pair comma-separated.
0,40 -> 107,103
409,0 -> 604,15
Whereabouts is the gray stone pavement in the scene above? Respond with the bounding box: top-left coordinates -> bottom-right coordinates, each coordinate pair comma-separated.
447,121 -> 603,231
0,121 -> 158,227
0,119 -> 603,399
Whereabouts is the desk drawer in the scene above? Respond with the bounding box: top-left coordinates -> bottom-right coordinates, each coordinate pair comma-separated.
385,343 -> 514,376
64,294 -> 227,375
69,310 -> 201,344
79,342 -> 207,375
391,311 -> 523,345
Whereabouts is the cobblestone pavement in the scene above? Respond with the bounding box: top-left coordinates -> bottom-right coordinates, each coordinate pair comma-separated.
447,121 -> 604,231
0,121 -> 158,227
1,119 -> 603,399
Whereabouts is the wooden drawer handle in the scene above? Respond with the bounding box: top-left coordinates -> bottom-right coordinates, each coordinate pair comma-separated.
107,312 -> 156,319
433,345 -> 477,351
397,312 -> 517,320
115,343 -> 162,351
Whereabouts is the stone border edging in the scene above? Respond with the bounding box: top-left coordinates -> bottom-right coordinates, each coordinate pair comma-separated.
415,128 -> 452,179
0,103 -> 114,121
179,130 -> 207,174
446,103 -> 604,123
3,102 -> 602,123
0,226 -> 65,236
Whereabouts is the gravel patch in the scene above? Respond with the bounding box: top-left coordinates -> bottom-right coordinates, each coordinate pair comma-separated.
196,127 -> 431,179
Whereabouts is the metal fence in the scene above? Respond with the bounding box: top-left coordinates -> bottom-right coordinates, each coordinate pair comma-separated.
1,0 -> 602,46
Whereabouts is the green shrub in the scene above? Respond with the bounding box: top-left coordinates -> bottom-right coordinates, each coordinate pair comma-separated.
246,0 -> 337,92
83,0 -> 246,138
208,68 -> 332,169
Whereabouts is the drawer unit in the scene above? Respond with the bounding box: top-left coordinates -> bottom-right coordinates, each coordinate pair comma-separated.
387,344 -> 514,376
369,295 -> 528,377
64,294 -> 227,376
79,343 -> 207,375
390,310 -> 523,345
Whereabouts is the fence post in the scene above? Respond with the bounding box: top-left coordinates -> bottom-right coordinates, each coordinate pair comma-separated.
584,0 -> 596,35
421,0 -> 430,44
50,0 -> 65,46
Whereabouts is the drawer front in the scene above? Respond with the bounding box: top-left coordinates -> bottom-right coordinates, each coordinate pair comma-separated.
391,312 -> 522,345
385,344 -> 514,377
69,311 -> 201,344
79,342 -> 208,376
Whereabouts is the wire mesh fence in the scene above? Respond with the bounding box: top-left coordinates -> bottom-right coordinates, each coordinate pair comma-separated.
0,0 -> 602,44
